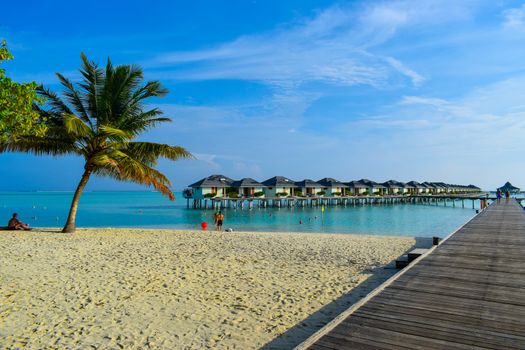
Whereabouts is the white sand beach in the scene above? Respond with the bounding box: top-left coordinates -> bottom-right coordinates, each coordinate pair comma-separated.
0,229 -> 416,349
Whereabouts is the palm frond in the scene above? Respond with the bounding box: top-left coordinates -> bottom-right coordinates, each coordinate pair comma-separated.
120,111 -> 171,135
98,125 -> 132,142
55,72 -> 92,126
0,136 -> 79,156
36,85 -> 73,115
126,142 -> 193,164
63,114 -> 93,138
94,152 -> 175,200
78,53 -> 104,124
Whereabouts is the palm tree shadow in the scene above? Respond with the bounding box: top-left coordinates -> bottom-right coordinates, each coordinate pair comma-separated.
35,229 -> 63,233
260,237 -> 432,350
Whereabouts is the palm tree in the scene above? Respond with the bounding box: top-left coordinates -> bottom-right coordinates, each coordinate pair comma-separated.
0,54 -> 193,232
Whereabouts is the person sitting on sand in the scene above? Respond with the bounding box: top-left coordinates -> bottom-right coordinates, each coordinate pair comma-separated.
7,213 -> 30,231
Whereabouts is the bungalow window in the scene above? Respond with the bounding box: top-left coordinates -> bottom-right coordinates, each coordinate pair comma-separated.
211,187 -> 218,194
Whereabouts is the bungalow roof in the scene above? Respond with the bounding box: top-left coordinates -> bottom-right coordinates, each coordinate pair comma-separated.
406,181 -> 426,189
189,174 -> 234,188
295,179 -> 323,188
383,180 -> 406,188
262,176 -> 297,187
231,178 -> 265,188
346,180 -> 368,188
422,182 -> 439,189
317,178 -> 349,188
497,181 -> 520,193
360,179 -> 386,189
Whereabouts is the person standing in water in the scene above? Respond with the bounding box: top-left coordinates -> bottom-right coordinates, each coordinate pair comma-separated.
216,211 -> 224,231
213,211 -> 220,231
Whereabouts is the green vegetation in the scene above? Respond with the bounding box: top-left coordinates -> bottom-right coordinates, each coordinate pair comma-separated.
332,191 -> 342,196
0,40 -> 46,141
293,188 -> 303,196
0,53 -> 192,232
204,193 -> 216,199
225,187 -> 239,198
276,192 -> 288,197
227,191 -> 239,198
253,191 -> 264,197
316,190 -> 326,196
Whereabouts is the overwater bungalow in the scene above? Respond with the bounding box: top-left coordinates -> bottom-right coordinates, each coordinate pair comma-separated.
261,176 -> 297,198
184,175 -> 483,208
406,181 -> 427,194
346,180 -> 368,195
295,179 -> 324,197
360,179 -> 387,196
403,182 -> 416,195
422,182 -> 440,195
317,178 -> 349,196
468,184 -> 481,192
432,182 -> 450,193
188,174 -> 234,199
231,178 -> 266,198
383,180 -> 407,195
497,181 -> 520,194
448,184 -> 463,193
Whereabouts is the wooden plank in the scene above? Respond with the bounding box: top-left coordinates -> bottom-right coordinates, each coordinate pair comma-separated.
328,322 -> 491,350
357,303 -> 525,337
403,268 -> 525,288
373,290 -> 525,325
298,200 -> 525,349
346,314 -> 524,349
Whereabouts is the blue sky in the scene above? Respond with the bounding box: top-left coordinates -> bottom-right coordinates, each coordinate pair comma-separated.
2,0 -> 525,192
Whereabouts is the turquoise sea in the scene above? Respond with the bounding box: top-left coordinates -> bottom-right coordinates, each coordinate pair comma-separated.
0,192 -> 481,237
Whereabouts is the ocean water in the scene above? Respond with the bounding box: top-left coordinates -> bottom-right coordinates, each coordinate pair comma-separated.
0,192 -> 481,237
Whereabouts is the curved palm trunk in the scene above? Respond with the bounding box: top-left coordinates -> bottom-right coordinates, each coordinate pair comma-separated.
62,168 -> 92,233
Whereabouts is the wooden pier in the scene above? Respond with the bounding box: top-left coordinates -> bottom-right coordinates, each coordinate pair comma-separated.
297,199 -> 525,349
187,193 -> 497,210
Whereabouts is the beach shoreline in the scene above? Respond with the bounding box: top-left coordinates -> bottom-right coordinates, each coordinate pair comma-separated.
0,228 -> 423,349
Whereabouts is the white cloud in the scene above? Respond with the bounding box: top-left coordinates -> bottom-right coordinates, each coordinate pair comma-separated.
503,3 -> 525,29
357,76 -> 525,155
385,57 -> 425,86
147,2 -> 466,89
193,153 -> 220,168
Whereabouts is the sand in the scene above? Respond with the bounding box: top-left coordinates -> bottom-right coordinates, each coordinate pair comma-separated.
0,229 -> 417,349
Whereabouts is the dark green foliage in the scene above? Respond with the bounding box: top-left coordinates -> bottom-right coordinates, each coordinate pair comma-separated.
0,40 -> 46,140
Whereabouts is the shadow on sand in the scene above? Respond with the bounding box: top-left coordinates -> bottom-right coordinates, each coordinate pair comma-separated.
261,236 -> 432,350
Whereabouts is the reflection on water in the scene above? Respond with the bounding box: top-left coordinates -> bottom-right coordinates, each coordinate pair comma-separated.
0,192 -> 479,237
